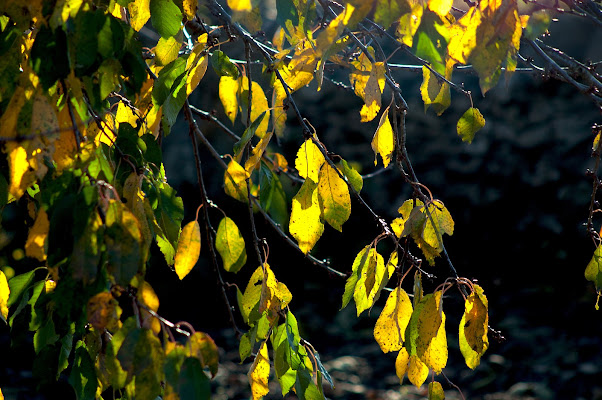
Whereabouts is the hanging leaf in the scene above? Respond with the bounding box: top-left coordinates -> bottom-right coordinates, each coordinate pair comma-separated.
211,50 -> 239,78
341,245 -> 370,310
186,42 -> 209,96
413,291 -> 448,373
339,159 -> 363,193
186,332 -> 219,378
219,75 -> 240,124
240,77 -> 271,139
428,0 -> 452,17
459,284 -> 489,369
586,245 -> 602,309
457,107 -> 485,144
0,270 -> 9,323
374,287 -> 413,353
150,0 -> 182,38
420,66 -> 451,116
155,33 -> 182,66
234,111 -> 267,158
295,139 -> 325,183
174,220 -> 201,280
349,49 -> 386,122
428,381 -> 445,400
216,216 -> 247,273
289,179 -> 324,254
128,0 -> 151,31
248,341 -> 270,400
224,159 -> 250,202
178,357 -> 211,399
245,131 -> 273,173
228,0 -> 252,12
25,208 -> 49,261
371,105 -> 394,168
353,247 -> 387,316
317,163 -> 351,231
422,200 -> 455,252
87,291 -> 121,332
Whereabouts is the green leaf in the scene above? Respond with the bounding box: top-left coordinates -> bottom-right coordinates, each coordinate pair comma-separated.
313,351 -> 334,389
105,200 -> 143,286
259,163 -> 289,229
211,50 -> 239,78
34,318 -> 59,354
233,111 -> 267,157
150,0 -> 182,38
586,245 -> 602,303
7,270 -> 35,308
154,182 -> 184,249
339,159 -> 363,193
156,32 -> 183,66
29,25 -> 69,89
98,58 -> 122,100
117,327 -> 164,397
216,216 -> 247,273
185,332 -> 219,378
69,341 -> 97,400
341,245 -> 370,310
152,57 -> 186,107
457,107 -> 485,144
276,0 -> 299,37
179,357 -> 210,399
294,367 -> 323,400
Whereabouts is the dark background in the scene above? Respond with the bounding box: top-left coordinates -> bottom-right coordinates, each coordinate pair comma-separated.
2,10 -> 602,400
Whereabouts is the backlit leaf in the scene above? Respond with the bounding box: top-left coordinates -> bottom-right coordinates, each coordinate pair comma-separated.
524,9 -> 551,40
175,220 -> 201,280
248,341 -> 270,400
318,163 -> 351,231
219,75 -> 240,124
339,159 -> 363,193
234,111 -> 267,158
105,201 -> 143,286
353,247 -> 388,316
25,208 -> 49,261
295,139 -> 325,183
186,39 -> 209,95
240,77 -> 270,139
372,105 -> 394,168
224,159 -> 250,202
408,354 -> 429,387
349,53 -> 386,122
183,0 -> 198,20
155,34 -> 182,66
341,245 -> 370,310
211,50 -> 239,78
422,200 -> 454,251
428,0 -> 452,17
128,0 -> 151,31
245,131 -> 273,173
396,4 -> 423,47
150,0 -> 182,38
186,332 -> 219,378
289,179 -> 324,254
420,66 -> 451,116
586,245 -> 602,307
374,287 -> 413,353
414,291 -> 448,373
216,216 -> 247,273
428,381 -> 445,400
459,284 -> 489,369
0,270 -> 9,323
87,291 -> 121,332
457,107 -> 485,144
7,145 -> 34,200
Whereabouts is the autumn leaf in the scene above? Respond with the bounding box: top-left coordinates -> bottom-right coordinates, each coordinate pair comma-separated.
349,50 -> 386,122
248,341 -> 270,400
186,41 -> 209,96
0,270 -> 9,323
240,77 -> 271,139
87,291 -> 122,332
318,163 -> 351,231
457,107 -> 485,144
174,221 -> 201,280
428,0 -> 452,17
289,179 -> 324,254
422,200 -> 455,252
585,245 -> 602,308
219,75 -> 240,124
409,291 -> 448,373
245,131 -> 273,173
372,105 -> 395,168
396,4 -> 423,47
428,381 -> 445,400
224,159 -> 250,202
7,144 -> 35,200
155,34 -> 182,66
25,208 -> 49,261
128,0 -> 151,31
295,139 -> 325,183
459,284 -> 489,369
216,217 -> 247,273
420,66 -> 451,116
374,287 -> 413,353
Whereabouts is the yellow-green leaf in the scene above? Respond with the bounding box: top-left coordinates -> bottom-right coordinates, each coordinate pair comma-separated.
0,270 -> 9,323
318,163 -> 351,231
219,75 -> 240,124
25,209 -> 49,262
224,159 -> 250,202
245,131 -> 273,174
396,5 -> 423,47
156,34 -> 182,66
174,221 -> 201,280
457,107 -> 485,144
289,179 -> 324,254
248,341 -> 269,400
216,217 -> 247,273
428,381 -> 445,400
422,200 -> 454,251
428,0 -> 452,17
353,247 -> 387,316
186,46 -> 208,96
374,287 -> 413,353
416,291 -> 447,373
295,139 -> 325,183
420,66 -> 451,116
128,0 -> 151,31
371,105 -> 394,168
240,77 -> 270,139
459,284 -> 489,369
586,245 -> 602,307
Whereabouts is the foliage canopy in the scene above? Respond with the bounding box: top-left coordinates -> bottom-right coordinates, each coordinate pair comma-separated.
1,0 -> 601,398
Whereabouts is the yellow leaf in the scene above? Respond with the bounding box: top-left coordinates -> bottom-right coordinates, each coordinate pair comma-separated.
349,50 -> 385,122
428,381 -> 445,400
428,0 -> 452,17
245,131 -> 273,174
109,2 -> 126,19
87,291 -> 122,332
52,127 -> 78,173
30,92 -> 59,136
25,208 -> 49,261
122,173 -> 153,261
182,0 -> 197,19
224,159 -> 250,202
156,35 -> 182,66
216,216 -> 247,273
408,354 -> 429,387
374,287 -> 413,353
459,284 -> 489,369
115,102 -> 139,129
295,139 -> 325,183
416,291 -> 448,373
272,153 -> 289,172
137,280 -> 161,334
186,41 -> 209,95
128,0 -> 151,31
289,179 -> 324,254
396,5 -> 423,47
353,247 -> 393,316
174,221 -> 201,280
422,200 -> 454,252
241,264 -> 290,324
248,341 -> 269,400
317,163 -> 351,231
7,145 -> 34,200
228,0 -> 252,12
395,347 -> 409,383
240,77 -> 270,138
420,66 -> 451,116
315,3 -> 355,57
219,75 -> 240,124
371,105 -> 394,168
0,270 -> 9,323
457,107 -> 485,143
